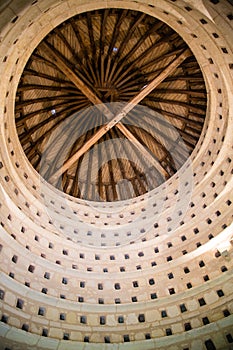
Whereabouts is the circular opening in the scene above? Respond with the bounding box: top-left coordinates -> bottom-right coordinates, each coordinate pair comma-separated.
15,8 -> 207,202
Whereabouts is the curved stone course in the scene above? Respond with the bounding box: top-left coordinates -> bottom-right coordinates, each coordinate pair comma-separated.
0,0 -> 233,349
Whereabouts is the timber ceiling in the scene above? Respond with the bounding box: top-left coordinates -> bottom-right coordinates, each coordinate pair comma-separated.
15,9 -> 207,201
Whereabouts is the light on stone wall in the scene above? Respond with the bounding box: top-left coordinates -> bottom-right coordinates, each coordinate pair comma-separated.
217,241 -> 232,260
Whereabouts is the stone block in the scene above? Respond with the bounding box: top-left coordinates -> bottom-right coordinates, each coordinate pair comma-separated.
37,336 -> 59,350
0,322 -> 10,337
6,327 -> 38,345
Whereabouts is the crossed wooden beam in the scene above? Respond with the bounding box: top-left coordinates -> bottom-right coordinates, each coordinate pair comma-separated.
41,41 -> 191,183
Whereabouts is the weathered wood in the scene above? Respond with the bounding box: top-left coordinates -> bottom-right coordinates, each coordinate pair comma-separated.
116,75 -> 144,90
16,100 -> 84,124
70,18 -> 98,86
31,52 -> 62,69
125,111 -> 191,162
107,10 -> 128,56
70,115 -> 96,198
49,49 -> 191,181
24,105 -> 86,159
111,127 -> 147,197
41,41 -> 106,105
102,132 -> 118,201
33,153 -> 41,171
54,27 -> 95,85
179,129 -> 199,143
61,172 -> 70,193
112,36 -> 170,86
87,12 -> 101,86
23,68 -> 69,84
112,30 -> 180,86
142,104 -> 204,128
17,84 -> 78,92
105,10 -> 128,82
107,12 -> 146,83
121,20 -> 162,64
15,94 -> 82,110
20,102 -> 89,142
116,123 -> 168,177
124,49 -> 191,110
164,74 -> 203,82
43,108 -> 94,182
140,48 -> 184,71
44,40 -> 99,93
128,124 -> 177,177
144,96 -> 206,113
154,88 -> 207,98
127,124 -> 176,167
67,144 -> 87,197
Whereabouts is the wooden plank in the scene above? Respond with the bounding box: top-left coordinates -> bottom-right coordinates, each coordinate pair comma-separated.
144,96 -> 206,113
108,128 -> 134,199
112,36 -> 167,87
119,49 -> 191,115
122,20 -> 162,63
16,100 -> 84,124
44,108 -> 93,182
86,12 -> 97,60
17,84 -> 78,92
23,68 -> 69,84
124,110 -> 192,161
112,126 -> 151,191
41,42 -> 101,104
54,28 -> 94,84
107,10 -> 128,56
15,94 -> 81,110
102,132 -> 118,201
19,103 -> 89,143
116,123 -> 168,177
105,10 -> 128,82
144,105 -> 204,127
140,48 -> 184,71
154,88 -> 207,98
164,74 -> 203,82
107,12 -> 146,83
70,18 -> 98,86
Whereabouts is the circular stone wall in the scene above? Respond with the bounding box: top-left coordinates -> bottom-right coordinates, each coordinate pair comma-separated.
0,1 -> 233,349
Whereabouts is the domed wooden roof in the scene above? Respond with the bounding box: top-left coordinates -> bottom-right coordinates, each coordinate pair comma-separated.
15,8 -> 207,201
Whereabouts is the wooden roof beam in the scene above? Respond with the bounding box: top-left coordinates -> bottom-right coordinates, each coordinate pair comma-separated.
17,84 -> 78,92
47,48 -> 191,182
16,100 -> 85,124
